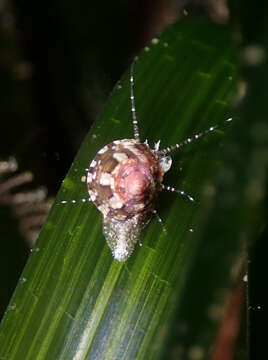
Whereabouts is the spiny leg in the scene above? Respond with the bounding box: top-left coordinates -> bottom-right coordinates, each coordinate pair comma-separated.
158,117 -> 232,156
162,184 -> 195,203
130,61 -> 141,142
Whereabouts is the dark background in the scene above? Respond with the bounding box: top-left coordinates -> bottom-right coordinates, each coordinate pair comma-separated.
0,1 -> 263,359
0,1 -> 228,194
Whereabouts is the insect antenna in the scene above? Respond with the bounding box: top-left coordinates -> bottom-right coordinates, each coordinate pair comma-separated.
130,61 -> 141,142
158,117 -> 233,156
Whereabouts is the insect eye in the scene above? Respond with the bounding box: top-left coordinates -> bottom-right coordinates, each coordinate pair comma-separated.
159,156 -> 172,173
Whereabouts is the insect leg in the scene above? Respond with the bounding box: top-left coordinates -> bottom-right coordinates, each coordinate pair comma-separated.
158,118 -> 233,156
130,61 -> 141,142
162,184 -> 195,203
59,198 -> 91,205
151,209 -> 167,232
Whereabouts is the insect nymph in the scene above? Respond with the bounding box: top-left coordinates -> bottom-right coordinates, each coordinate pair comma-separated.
87,61 -> 231,262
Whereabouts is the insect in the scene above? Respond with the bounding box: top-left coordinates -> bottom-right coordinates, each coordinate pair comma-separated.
86,60 -> 232,262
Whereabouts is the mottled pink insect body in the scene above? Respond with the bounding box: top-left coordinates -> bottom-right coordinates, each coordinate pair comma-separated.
86,61 -> 231,261
87,139 -> 170,261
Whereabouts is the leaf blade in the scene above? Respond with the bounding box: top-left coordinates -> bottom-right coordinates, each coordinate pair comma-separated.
0,19 -> 238,360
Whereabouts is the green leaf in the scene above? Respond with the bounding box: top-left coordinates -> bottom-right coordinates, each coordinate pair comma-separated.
0,19 -> 238,359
